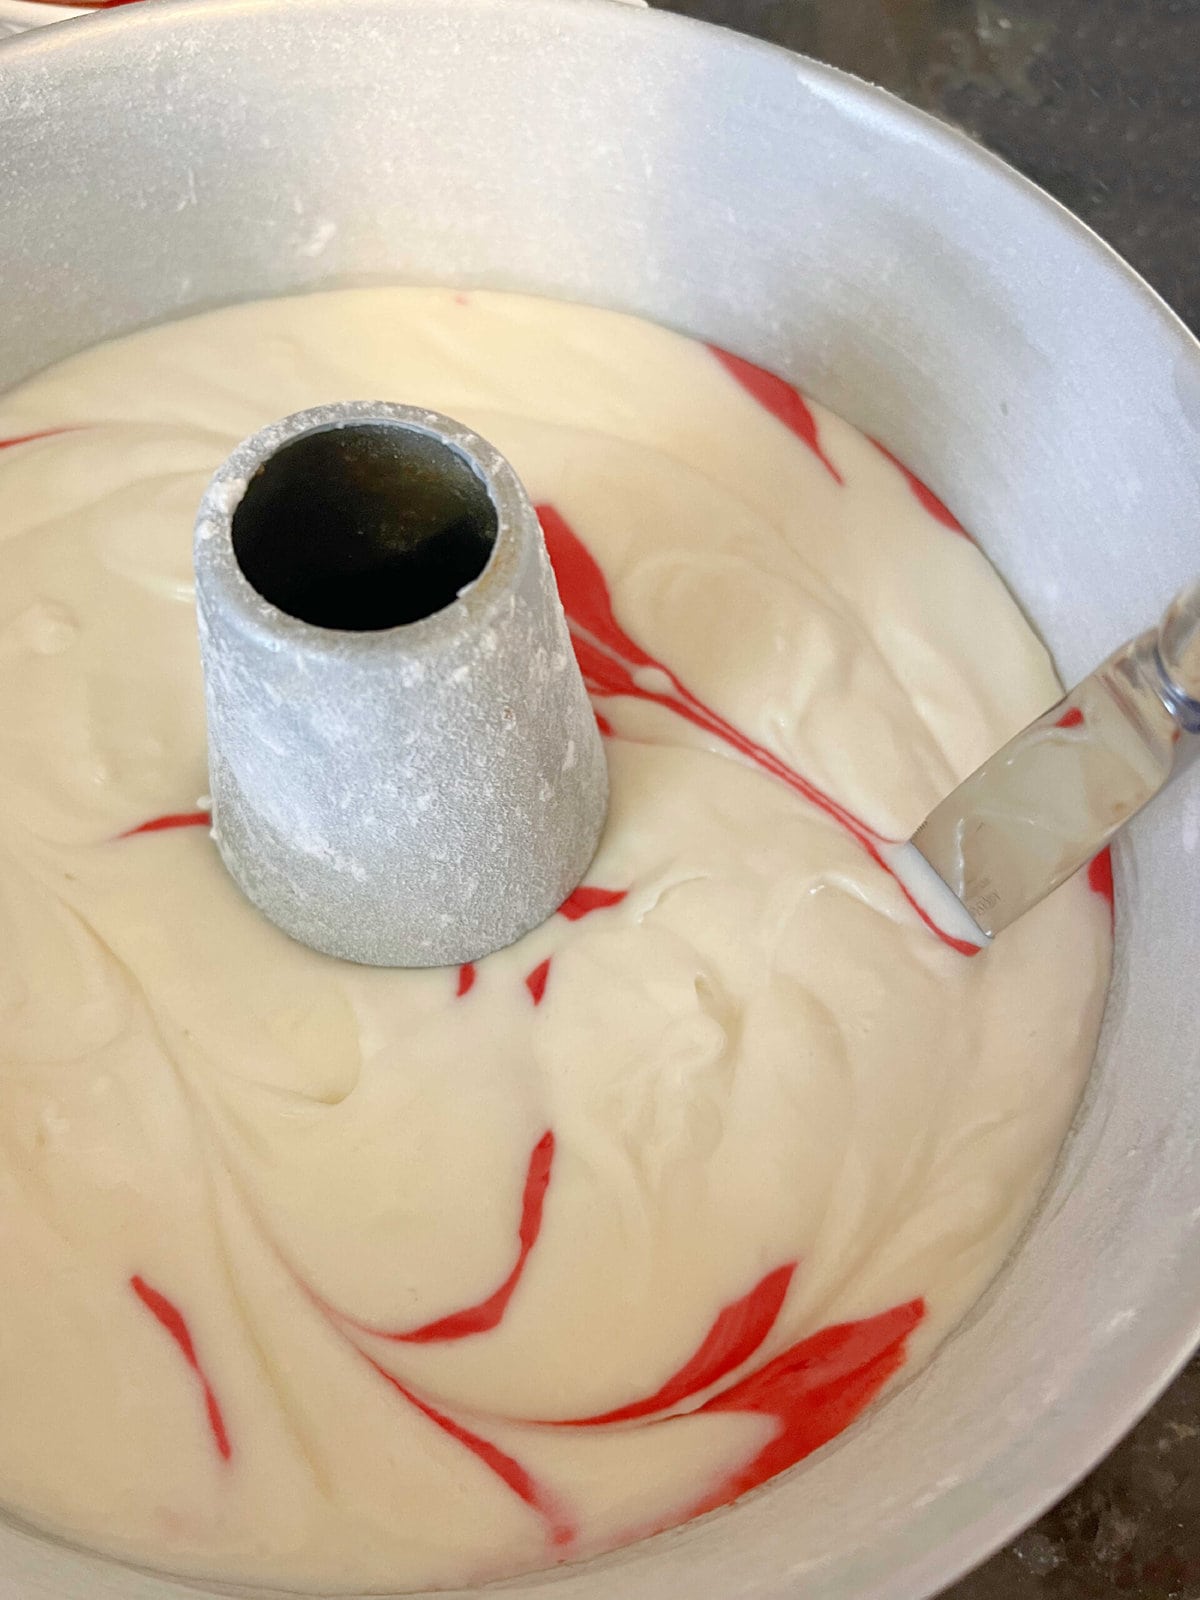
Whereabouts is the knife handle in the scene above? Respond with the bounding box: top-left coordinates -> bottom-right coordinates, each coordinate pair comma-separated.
1154,581 -> 1200,737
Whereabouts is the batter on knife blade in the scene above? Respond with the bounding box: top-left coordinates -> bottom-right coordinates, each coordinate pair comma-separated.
0,288 -> 1109,1592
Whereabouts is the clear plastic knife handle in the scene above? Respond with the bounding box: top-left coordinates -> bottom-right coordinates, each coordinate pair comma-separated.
1154,580 -> 1200,737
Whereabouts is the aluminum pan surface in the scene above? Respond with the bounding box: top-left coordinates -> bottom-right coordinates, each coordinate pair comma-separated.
1,3 -> 1199,1598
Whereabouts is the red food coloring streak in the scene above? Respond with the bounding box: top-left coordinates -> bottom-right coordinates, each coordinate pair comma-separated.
709,347 -> 844,486
301,1133 -> 572,1551
120,810 -> 211,838
356,1132 -> 555,1345
1055,706 -> 1085,729
869,439 -> 970,539
1088,847 -> 1115,916
525,958 -> 552,1005
538,504 -> 978,956
277,1191 -> 574,1554
595,710 -> 615,738
558,885 -> 627,922
554,1262 -> 797,1427
129,1276 -> 232,1462
687,1297 -> 924,1517
361,1353 -> 575,1549
456,962 -> 477,998
0,429 -> 73,451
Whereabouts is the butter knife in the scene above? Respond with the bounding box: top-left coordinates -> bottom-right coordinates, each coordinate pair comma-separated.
908,581 -> 1200,946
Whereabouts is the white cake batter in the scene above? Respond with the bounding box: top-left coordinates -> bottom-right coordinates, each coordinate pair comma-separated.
0,289 -> 1110,1592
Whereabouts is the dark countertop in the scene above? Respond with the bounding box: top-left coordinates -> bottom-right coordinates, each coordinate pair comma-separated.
647,1 -> 1200,1594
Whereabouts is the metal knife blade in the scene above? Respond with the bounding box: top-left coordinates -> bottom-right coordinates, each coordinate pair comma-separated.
911,581 -> 1200,943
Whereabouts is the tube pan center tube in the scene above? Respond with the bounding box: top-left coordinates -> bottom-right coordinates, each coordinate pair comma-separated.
193,401 -> 608,968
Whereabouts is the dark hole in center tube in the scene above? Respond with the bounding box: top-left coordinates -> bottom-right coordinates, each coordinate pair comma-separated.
231,423 -> 498,631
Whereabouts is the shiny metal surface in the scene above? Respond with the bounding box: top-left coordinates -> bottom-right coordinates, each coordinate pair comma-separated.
0,0 -> 643,34
914,582 -> 1200,939
1,4 -> 1199,1600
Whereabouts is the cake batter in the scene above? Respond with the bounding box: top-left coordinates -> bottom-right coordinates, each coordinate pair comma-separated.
0,289 -> 1110,1591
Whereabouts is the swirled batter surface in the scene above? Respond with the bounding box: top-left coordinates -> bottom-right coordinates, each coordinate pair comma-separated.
0,289 -> 1110,1592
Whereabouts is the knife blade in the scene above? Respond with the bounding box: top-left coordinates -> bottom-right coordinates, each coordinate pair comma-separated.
909,581 -> 1200,944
